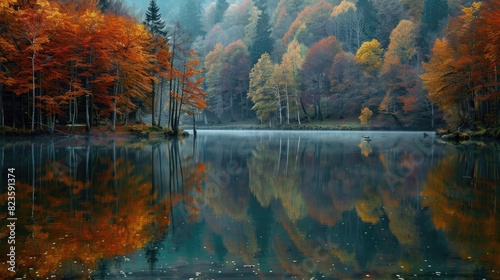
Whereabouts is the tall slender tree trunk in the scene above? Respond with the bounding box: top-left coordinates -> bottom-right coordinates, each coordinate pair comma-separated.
0,83 -> 4,127
158,77 -> 164,127
192,113 -> 196,137
495,65 -> 499,125
285,84 -> 290,125
11,93 -> 15,128
0,62 -> 4,127
277,86 -> 282,125
112,68 -> 119,132
31,53 -> 36,133
151,79 -> 156,126
38,71 -> 42,132
296,97 -> 301,126
71,97 -> 77,126
85,94 -> 91,133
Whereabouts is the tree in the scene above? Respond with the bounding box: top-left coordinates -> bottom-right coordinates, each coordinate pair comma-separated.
221,40 -> 251,121
401,0 -> 424,21
330,52 -> 363,118
373,0 -> 403,48
273,0 -> 310,41
214,0 -> 229,24
421,3 -> 490,129
280,40 -> 305,124
301,36 -> 342,121
181,50 -> 208,134
15,0 -> 63,132
204,43 -> 225,121
108,15 -> 153,131
283,0 -> 335,47
250,0 -> 274,64
248,53 -> 276,125
0,1 -> 17,127
478,0 -> 500,125
359,107 -> 373,124
383,20 -> 418,68
144,0 -> 167,37
421,0 -> 448,36
163,23 -> 207,135
355,39 -> 383,77
330,0 -> 358,52
379,20 -> 422,127
144,0 -> 167,127
180,0 -> 205,38
356,0 -> 378,41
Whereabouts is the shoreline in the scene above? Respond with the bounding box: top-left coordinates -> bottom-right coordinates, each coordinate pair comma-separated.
1,123 -> 499,142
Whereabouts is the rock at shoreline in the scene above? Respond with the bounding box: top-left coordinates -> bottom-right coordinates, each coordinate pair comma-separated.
441,131 -> 471,142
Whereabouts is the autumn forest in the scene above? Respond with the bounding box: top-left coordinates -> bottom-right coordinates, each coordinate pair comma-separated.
0,0 -> 500,134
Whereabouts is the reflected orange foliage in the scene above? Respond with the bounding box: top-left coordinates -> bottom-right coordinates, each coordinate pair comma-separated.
422,154 -> 499,271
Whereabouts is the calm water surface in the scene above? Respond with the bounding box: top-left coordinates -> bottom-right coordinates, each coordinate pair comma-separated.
0,131 -> 498,279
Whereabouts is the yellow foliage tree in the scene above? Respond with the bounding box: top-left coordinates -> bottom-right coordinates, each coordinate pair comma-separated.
355,39 -> 383,76
359,107 -> 373,125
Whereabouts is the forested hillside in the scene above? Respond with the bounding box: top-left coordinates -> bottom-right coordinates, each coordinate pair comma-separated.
1,0 -> 499,133
199,0 -> 499,130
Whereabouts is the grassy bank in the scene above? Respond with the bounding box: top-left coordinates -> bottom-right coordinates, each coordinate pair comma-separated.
197,118 -> 371,131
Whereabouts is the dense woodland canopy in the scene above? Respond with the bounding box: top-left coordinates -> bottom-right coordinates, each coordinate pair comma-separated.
0,0 -> 499,133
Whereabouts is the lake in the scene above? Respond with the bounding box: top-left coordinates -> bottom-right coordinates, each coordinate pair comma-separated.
0,131 -> 498,279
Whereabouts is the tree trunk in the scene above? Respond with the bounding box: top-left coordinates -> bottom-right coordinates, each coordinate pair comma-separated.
85,94 -> 91,133
73,97 -> 77,125
192,113 -> 197,137
11,93 -> 15,128
0,83 -> 4,127
151,79 -> 156,126
38,71 -> 42,132
300,97 -> 310,120
112,98 -> 117,132
158,77 -> 164,127
285,84 -> 290,125
112,69 -> 119,132
31,53 -> 36,133
296,98 -> 301,126
277,86 -> 282,125
495,65 -> 499,125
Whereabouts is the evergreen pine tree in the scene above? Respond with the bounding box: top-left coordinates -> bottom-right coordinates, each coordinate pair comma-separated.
144,0 -> 167,37
250,0 -> 274,64
419,0 -> 448,55
421,0 -> 448,35
180,0 -> 205,38
144,0 -> 167,126
356,0 -> 378,41
214,0 -> 229,24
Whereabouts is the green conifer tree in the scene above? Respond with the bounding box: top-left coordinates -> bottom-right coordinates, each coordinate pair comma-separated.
250,0 -> 274,64
214,0 -> 229,24
180,0 -> 205,38
144,0 -> 167,37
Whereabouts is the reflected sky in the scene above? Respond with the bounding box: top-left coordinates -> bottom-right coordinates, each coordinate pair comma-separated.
0,131 -> 498,279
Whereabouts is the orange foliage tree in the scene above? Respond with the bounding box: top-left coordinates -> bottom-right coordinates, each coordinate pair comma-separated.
422,2 -> 498,129
0,0 -> 206,134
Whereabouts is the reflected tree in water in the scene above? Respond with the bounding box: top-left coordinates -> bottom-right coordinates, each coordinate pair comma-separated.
0,138 -> 206,279
421,147 -> 500,276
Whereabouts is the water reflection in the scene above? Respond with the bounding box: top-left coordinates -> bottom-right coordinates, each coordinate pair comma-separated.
0,137 -> 205,279
0,132 -> 498,279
